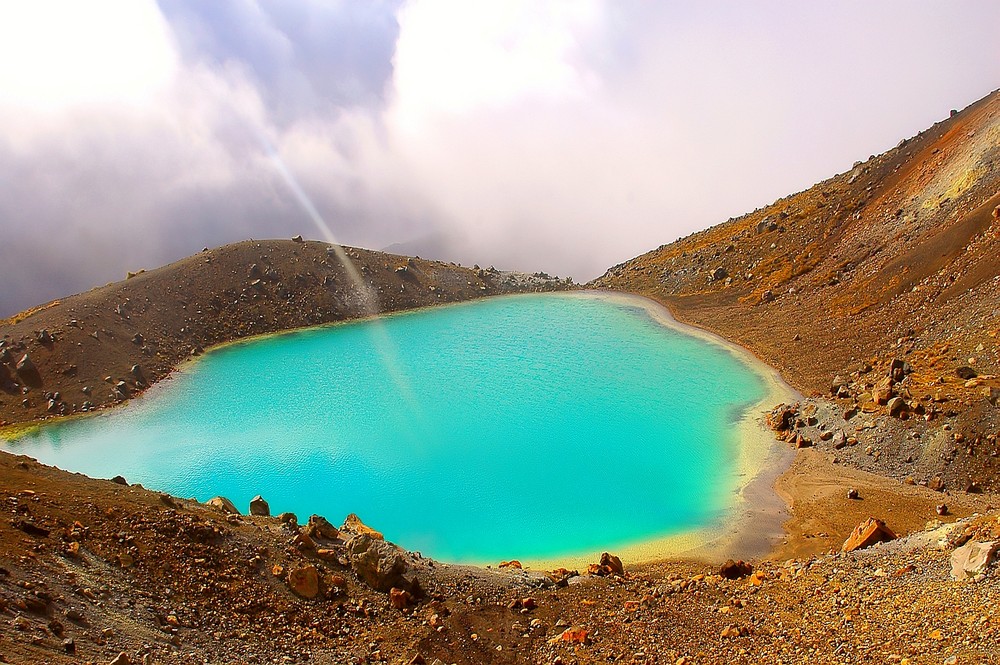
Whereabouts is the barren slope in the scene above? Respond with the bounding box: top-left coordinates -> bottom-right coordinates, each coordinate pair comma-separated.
0,239 -> 569,428
595,89 -> 1000,490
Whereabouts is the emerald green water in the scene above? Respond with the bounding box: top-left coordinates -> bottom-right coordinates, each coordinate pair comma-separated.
4,293 -> 766,563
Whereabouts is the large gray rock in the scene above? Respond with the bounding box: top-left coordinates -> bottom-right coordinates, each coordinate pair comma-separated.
348,534 -> 407,591
951,540 -> 999,581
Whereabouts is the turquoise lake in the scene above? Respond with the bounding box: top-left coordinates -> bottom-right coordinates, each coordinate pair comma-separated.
4,292 -> 767,563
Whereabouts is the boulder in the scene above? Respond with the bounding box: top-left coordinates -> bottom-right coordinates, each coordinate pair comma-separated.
305,514 -> 339,540
832,430 -> 848,449
842,518 -> 896,552
871,376 -> 894,405
710,266 -> 728,282
206,496 -> 240,515
984,387 -> 1000,407
342,513 -> 383,540
293,532 -> 316,551
292,234 -> 304,242
951,541 -> 999,581
588,552 -> 625,577
889,359 -> 912,382
766,404 -> 797,432
286,564 -> 320,599
831,375 -> 848,396
600,552 -> 624,576
719,559 -> 753,580
886,396 -> 907,417
248,495 -> 270,516
15,354 -> 41,387
348,533 -> 407,591
389,587 -> 412,609
956,366 -> 977,380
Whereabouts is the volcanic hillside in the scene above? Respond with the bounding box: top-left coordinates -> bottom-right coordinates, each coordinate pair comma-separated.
0,240 -> 570,428
595,89 -> 1000,489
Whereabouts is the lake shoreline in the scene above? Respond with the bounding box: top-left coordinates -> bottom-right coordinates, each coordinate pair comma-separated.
5,290 -> 780,567
509,291 -> 801,569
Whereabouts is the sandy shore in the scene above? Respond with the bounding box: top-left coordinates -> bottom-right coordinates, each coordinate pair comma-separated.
772,447 -> 997,560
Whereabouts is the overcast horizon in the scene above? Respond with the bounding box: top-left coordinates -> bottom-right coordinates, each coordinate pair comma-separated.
0,1 -> 998,316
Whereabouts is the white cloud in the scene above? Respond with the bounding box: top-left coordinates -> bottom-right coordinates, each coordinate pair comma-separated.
0,0 -> 999,315
0,0 -> 178,113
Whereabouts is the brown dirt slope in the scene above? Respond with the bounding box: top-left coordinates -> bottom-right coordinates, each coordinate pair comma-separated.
595,89 -> 1000,490
0,239 -> 570,428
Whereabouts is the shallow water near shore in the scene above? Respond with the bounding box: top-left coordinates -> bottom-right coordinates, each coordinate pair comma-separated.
4,292 -> 780,564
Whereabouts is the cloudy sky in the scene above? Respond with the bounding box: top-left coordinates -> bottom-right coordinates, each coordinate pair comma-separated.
0,1 -> 997,315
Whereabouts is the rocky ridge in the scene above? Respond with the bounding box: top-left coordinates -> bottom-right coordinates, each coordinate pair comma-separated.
0,239 -> 571,428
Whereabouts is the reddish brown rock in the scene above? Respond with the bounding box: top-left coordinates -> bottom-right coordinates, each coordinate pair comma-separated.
293,531 -> 316,551
389,587 -> 412,609
600,552 -> 624,576
872,377 -> 895,405
766,404 -> 797,432
305,514 -> 339,540
248,495 -> 270,516
556,627 -> 591,645
719,559 -> 754,580
842,518 -> 897,552
287,564 -> 320,599
499,560 -> 523,569
206,496 -> 240,515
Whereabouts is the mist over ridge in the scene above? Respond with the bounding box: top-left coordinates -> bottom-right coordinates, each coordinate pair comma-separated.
1,1 -> 998,316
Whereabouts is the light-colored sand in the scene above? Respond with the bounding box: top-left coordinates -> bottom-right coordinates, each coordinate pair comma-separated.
772,447 -> 997,560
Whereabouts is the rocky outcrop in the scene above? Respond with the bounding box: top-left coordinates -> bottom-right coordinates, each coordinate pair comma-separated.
587,552 -> 625,577
347,534 -> 407,592
305,514 -> 339,540
342,513 -> 383,540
